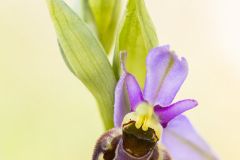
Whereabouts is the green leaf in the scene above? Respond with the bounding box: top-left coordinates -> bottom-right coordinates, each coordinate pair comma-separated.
113,0 -> 159,87
47,0 -> 116,130
88,0 -> 122,53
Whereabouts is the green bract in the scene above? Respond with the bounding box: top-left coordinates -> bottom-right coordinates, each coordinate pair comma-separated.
113,0 -> 159,87
46,0 -> 159,130
47,0 -> 116,130
77,0 -> 97,34
88,0 -> 122,53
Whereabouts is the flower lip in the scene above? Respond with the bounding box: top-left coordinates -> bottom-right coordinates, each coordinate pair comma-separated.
123,121 -> 159,142
122,121 -> 158,157
121,102 -> 162,157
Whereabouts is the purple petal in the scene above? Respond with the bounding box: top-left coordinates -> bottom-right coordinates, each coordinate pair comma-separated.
162,115 -> 219,160
114,53 -> 144,127
143,46 -> 188,106
114,72 -> 131,127
125,74 -> 144,111
154,99 -> 198,128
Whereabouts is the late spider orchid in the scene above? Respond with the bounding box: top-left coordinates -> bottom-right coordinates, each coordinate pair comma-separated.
47,1 -> 218,159
93,46 -> 218,160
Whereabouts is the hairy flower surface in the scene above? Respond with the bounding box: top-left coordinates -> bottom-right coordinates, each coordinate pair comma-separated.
93,46 -> 218,160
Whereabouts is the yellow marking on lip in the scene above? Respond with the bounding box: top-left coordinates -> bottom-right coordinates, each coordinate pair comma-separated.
122,102 -> 163,139
135,103 -> 153,131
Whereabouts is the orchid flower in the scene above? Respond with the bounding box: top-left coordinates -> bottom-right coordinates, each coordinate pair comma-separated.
93,46 -> 218,160
47,1 -> 218,159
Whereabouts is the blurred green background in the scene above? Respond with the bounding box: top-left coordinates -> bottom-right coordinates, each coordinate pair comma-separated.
0,0 -> 240,159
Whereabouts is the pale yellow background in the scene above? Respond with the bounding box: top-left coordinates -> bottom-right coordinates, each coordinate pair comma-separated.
0,0 -> 239,159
